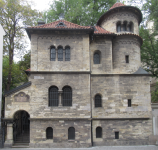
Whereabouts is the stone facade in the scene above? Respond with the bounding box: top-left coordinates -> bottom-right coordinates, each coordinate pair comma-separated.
4,2 -> 153,148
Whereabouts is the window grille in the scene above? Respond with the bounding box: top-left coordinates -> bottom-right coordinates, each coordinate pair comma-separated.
123,23 -> 127,31
129,23 -> 133,32
96,127 -> 102,138
58,46 -> 63,61
50,47 -> 56,61
68,127 -> 75,140
49,86 -> 59,106
65,46 -> 70,61
46,127 -> 53,139
115,132 -> 119,139
117,24 -> 121,32
95,95 -> 102,107
94,52 -> 100,64
128,99 -> 131,107
63,86 -> 72,106
125,55 -> 129,63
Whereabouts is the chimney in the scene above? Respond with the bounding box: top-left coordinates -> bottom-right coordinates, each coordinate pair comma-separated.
38,21 -> 45,26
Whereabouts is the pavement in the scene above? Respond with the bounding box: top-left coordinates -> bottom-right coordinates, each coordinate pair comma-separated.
2,145 -> 158,150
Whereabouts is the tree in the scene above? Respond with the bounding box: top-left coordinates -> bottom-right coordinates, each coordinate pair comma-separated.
0,0 -> 41,91
44,0 -> 117,26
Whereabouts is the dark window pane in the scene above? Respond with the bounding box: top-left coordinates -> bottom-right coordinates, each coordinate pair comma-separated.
96,127 -> 102,138
65,47 -> 70,61
49,87 -> 58,106
95,95 -> 102,107
123,23 -> 126,31
115,132 -> 119,139
68,127 -> 75,140
129,24 -> 132,32
50,47 -> 56,61
58,47 -> 63,61
125,55 -> 129,63
46,127 -> 53,139
94,53 -> 100,64
117,24 -> 121,32
128,99 -> 131,107
63,87 -> 72,106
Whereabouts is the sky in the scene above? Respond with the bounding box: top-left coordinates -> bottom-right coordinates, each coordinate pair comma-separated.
28,0 -> 54,11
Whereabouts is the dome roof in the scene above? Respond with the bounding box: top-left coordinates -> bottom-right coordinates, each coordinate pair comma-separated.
97,3 -> 142,26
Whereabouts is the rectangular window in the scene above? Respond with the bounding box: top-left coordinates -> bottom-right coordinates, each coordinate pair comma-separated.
128,99 -> 131,107
125,55 -> 129,63
115,132 -> 119,139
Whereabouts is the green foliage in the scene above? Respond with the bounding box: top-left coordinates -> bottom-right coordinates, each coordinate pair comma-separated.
2,53 -> 30,93
44,0 -> 117,26
151,82 -> 158,103
0,0 -> 41,91
143,0 -> 158,32
140,26 -> 158,78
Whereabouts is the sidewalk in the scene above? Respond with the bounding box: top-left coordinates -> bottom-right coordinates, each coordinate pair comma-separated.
2,145 -> 158,150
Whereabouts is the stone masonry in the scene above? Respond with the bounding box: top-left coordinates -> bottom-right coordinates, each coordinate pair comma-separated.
3,2 -> 153,148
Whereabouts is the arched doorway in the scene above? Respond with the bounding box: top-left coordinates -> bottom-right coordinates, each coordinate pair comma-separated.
13,110 -> 30,144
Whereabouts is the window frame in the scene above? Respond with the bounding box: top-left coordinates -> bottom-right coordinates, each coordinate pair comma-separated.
65,46 -> 70,61
58,46 -> 63,61
62,86 -> 72,106
96,127 -> 102,138
95,94 -> 102,107
49,86 -> 59,107
93,51 -> 101,64
68,127 -> 75,140
50,46 -> 56,61
46,127 -> 53,139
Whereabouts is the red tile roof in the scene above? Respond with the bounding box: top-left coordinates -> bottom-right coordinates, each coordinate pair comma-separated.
28,20 -> 92,30
94,26 -> 114,35
26,68 -> 30,71
110,2 -> 126,10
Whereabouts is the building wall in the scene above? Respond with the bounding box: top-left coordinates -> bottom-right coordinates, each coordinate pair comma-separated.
31,33 -> 90,72
92,119 -> 152,146
91,75 -> 152,118
90,37 -> 113,74
29,119 -> 91,148
112,35 -> 141,74
100,11 -> 139,35
5,74 -> 91,119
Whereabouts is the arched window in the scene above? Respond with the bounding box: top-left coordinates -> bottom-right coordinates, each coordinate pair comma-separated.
62,86 -> 72,106
117,23 -> 121,32
50,46 -> 56,61
94,52 -> 100,64
58,46 -> 63,61
96,127 -> 102,138
95,94 -> 102,107
123,22 -> 127,31
68,127 -> 75,140
65,46 -> 70,61
49,86 -> 59,106
128,22 -> 133,32
46,127 -> 53,139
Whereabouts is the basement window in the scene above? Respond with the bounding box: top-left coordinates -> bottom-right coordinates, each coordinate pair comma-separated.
115,132 -> 119,139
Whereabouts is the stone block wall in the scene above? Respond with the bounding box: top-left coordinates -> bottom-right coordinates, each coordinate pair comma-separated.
90,37 -> 113,74
31,32 -> 90,72
5,74 -> 91,119
91,75 -> 152,118
29,119 -> 91,148
92,119 -> 152,146
112,35 -> 141,74
100,11 -> 139,35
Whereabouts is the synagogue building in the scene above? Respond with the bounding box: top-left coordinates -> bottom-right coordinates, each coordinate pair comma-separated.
4,2 -> 152,148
